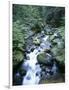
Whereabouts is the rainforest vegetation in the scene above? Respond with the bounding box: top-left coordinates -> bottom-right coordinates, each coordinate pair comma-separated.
13,4 -> 65,85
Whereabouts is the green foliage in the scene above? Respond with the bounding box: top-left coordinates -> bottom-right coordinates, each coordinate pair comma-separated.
58,26 -> 65,39
31,23 -> 41,33
13,4 -> 65,67
13,5 -> 42,24
45,7 -> 65,27
13,50 -> 24,66
13,20 -> 26,44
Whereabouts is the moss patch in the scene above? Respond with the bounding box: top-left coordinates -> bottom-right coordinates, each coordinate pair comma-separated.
13,50 -> 24,66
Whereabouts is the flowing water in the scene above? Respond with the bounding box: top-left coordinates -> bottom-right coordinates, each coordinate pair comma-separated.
13,32 -> 65,85
22,35 -> 51,85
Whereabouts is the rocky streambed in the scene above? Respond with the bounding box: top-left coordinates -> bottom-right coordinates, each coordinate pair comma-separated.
13,26 -> 65,85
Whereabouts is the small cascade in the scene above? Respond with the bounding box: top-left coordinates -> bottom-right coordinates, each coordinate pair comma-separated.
22,35 -> 51,85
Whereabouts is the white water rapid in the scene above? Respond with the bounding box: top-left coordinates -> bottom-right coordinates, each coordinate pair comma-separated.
22,35 -> 51,85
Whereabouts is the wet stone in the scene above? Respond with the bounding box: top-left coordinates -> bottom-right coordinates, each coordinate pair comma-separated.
26,76 -> 31,80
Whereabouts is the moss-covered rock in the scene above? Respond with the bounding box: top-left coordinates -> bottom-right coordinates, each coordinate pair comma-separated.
51,46 -> 59,56
37,53 -> 46,64
13,50 -> 24,66
56,53 -> 65,64
49,35 -> 55,41
19,67 -> 26,76
58,26 -> 65,40
37,52 -> 52,65
50,26 -> 65,46
51,46 -> 65,63
33,37 -> 40,45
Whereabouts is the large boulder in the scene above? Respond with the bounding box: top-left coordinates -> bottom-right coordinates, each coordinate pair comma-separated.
37,52 -> 53,65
